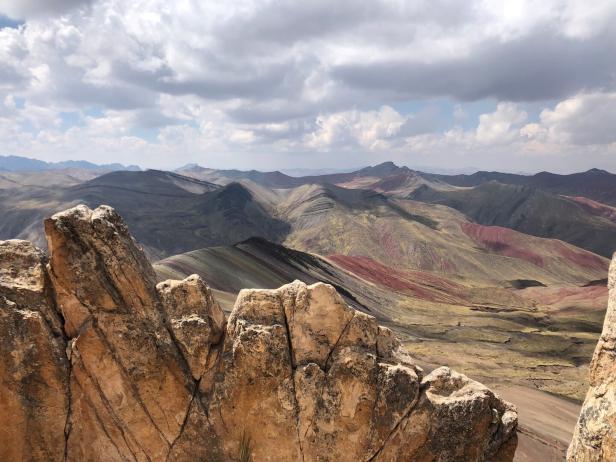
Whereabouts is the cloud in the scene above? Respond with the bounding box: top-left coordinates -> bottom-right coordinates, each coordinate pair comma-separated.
306,106 -> 407,151
0,0 -> 615,172
331,28 -> 616,102
476,103 -> 527,144
524,92 -> 616,145
0,0 -> 95,20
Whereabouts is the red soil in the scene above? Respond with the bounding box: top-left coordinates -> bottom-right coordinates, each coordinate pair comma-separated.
461,221 -> 607,271
553,241 -> 607,271
564,195 -> 616,223
518,285 -> 607,311
327,254 -> 467,303
375,221 -> 404,263
460,222 -> 545,267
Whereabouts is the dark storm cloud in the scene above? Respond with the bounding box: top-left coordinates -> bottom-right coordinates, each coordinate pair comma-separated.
332,28 -> 616,103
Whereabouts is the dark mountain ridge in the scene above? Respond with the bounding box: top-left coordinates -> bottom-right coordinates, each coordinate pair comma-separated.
429,168 -> 616,206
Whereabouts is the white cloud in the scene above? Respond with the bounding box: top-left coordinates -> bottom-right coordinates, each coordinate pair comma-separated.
307,106 -> 406,151
534,92 -> 616,145
476,102 -> 527,144
0,0 -> 614,172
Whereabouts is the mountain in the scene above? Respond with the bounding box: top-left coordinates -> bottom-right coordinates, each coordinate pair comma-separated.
409,181 -> 616,258
177,164 -> 302,188
180,163 -> 616,214
179,161 -> 456,198
2,162 -> 613,460
0,170 -> 289,259
3,166 -> 612,278
62,171 -> 289,258
276,182 -> 608,286
0,154 -> 140,172
155,236 -> 383,313
430,168 -> 616,206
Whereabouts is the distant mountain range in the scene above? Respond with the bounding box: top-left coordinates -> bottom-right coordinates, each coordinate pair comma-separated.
0,155 -> 140,172
178,161 -> 616,203
426,167 -> 616,206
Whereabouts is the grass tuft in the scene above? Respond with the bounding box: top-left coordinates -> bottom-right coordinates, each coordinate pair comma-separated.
239,430 -> 252,462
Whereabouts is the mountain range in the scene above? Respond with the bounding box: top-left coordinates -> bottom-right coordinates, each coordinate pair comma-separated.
0,154 -> 140,172
2,159 -> 615,459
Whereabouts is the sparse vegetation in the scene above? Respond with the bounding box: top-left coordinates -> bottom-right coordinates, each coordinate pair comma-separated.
239,431 -> 252,462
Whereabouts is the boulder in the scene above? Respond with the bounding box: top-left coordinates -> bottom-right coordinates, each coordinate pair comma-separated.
208,280 -> 517,461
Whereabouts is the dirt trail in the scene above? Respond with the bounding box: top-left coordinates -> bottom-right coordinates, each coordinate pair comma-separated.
492,385 -> 581,461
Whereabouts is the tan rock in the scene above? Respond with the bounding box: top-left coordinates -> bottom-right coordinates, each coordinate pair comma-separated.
208,286 -> 303,461
0,205 -> 518,462
374,367 -> 518,462
0,240 -> 68,462
213,280 -> 516,462
568,254 -> 616,461
157,275 -> 226,381
282,280 -> 355,368
45,205 -> 196,461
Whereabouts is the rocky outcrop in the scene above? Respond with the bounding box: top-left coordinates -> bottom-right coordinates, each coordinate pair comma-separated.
0,204 -> 518,461
0,240 -> 68,462
568,254 -> 616,461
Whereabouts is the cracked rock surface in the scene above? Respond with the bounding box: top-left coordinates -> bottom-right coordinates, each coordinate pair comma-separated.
0,205 -> 518,461
568,254 -> 616,461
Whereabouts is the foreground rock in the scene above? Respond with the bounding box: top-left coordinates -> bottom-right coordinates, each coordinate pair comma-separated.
0,204 -> 518,461
0,240 -> 68,461
568,254 -> 616,461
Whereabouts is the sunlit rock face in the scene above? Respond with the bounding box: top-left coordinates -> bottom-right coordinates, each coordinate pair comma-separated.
568,254 -> 616,462
0,204 -> 518,461
0,239 -> 68,462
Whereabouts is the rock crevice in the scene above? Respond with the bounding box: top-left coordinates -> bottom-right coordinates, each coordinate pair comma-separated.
0,205 -> 518,462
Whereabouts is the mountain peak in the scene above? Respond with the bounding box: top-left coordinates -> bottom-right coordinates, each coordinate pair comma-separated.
376,161 -> 397,168
585,168 -> 610,175
359,161 -> 405,176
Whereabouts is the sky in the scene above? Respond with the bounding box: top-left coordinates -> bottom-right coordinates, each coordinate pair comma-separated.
0,0 -> 615,173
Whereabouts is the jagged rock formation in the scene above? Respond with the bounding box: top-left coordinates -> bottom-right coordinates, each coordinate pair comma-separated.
568,254 -> 616,461
0,204 -> 518,461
